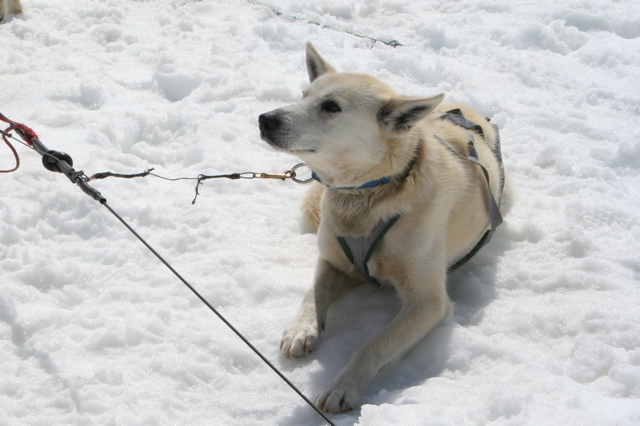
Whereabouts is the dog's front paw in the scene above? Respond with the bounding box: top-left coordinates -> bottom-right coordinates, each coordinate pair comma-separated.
280,320 -> 320,359
315,375 -> 363,413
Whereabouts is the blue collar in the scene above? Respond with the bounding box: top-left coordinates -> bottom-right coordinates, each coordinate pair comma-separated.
311,171 -> 391,190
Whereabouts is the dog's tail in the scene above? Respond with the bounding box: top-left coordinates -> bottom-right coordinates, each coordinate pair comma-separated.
301,182 -> 324,232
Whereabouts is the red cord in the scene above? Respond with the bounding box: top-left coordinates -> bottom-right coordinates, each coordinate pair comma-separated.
1,126 -> 21,173
0,115 -> 39,173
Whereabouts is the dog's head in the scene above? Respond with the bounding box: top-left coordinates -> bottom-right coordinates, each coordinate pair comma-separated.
259,43 -> 443,187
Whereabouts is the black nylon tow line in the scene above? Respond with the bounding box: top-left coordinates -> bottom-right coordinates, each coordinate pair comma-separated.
102,202 -> 335,426
1,113 -> 334,426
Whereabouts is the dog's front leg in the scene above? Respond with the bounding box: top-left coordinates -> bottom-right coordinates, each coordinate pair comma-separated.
315,273 -> 451,413
280,259 -> 358,359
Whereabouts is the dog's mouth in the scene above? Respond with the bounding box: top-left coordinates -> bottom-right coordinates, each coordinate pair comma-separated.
259,132 -> 276,145
259,131 -> 316,155
292,148 -> 316,154
261,136 -> 316,154
264,139 -> 316,155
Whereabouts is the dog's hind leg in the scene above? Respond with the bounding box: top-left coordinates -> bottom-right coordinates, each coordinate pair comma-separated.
280,259 -> 359,358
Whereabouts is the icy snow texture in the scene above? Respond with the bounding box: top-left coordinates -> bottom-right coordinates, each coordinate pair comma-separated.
1,0 -> 639,425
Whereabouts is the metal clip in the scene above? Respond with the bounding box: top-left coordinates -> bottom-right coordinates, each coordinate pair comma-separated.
254,171 -> 293,180
250,163 -> 314,184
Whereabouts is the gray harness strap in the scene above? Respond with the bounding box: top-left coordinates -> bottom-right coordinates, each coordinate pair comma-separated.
337,215 -> 400,285
437,110 -> 505,272
337,109 -> 504,282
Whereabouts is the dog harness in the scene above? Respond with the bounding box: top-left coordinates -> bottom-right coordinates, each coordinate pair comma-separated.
335,109 -> 505,284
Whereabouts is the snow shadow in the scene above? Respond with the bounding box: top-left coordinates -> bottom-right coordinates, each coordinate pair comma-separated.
276,249 -> 502,424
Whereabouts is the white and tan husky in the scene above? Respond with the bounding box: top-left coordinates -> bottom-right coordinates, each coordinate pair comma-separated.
259,43 -> 509,413
0,0 -> 22,20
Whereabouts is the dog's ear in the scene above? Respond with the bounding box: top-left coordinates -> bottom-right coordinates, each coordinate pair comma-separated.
380,94 -> 445,132
306,42 -> 336,82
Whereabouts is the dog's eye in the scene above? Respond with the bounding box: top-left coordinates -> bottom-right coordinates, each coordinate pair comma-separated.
321,100 -> 342,113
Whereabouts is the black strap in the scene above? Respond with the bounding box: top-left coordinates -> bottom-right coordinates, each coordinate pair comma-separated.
439,108 -> 487,139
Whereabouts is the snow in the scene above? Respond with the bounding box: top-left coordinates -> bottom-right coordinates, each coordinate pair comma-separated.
1,0 -> 639,424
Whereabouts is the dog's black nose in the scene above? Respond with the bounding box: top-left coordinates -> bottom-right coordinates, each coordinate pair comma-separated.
259,113 -> 280,136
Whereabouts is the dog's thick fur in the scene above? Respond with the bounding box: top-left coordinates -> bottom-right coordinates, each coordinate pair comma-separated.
0,0 -> 22,20
259,43 -> 509,413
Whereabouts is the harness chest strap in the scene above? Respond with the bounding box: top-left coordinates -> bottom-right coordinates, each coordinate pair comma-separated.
337,215 -> 400,285
336,109 -> 505,283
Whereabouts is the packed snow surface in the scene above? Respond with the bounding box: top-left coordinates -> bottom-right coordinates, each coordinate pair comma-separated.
1,0 -> 639,424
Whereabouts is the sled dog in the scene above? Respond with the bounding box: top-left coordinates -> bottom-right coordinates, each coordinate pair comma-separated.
259,43 -> 509,413
0,0 -> 22,20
